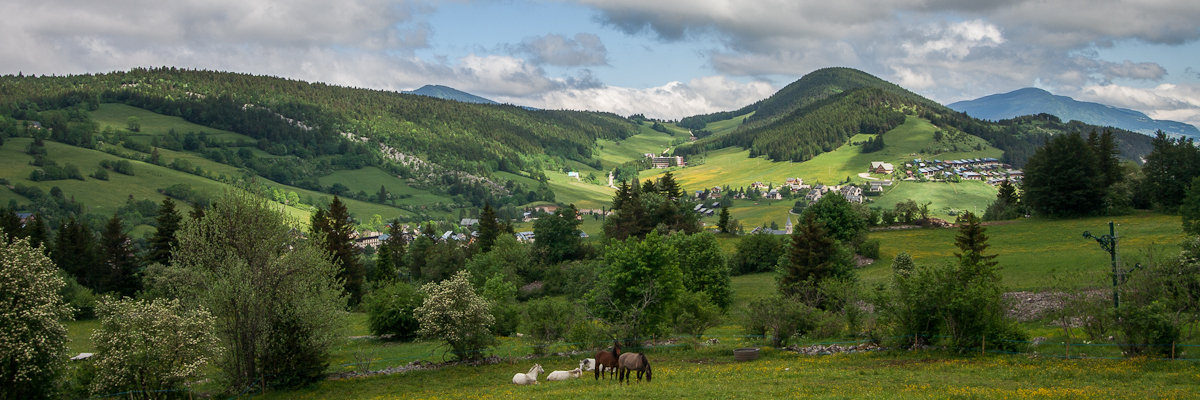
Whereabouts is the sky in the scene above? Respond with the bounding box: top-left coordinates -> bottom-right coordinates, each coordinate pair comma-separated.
3,0 -> 1199,128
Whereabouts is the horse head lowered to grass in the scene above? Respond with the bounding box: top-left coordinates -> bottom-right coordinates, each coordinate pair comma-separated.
617,352 -> 652,384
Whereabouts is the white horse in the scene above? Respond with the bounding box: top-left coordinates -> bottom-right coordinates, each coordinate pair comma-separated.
546,368 -> 582,381
579,358 -> 596,371
512,364 -> 544,385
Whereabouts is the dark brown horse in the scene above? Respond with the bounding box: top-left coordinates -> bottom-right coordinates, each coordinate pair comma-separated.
594,341 -> 621,380
617,352 -> 652,384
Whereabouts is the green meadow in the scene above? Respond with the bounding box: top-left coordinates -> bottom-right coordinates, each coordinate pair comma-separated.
874,180 -> 998,220
863,211 -> 1185,291
317,167 -> 453,208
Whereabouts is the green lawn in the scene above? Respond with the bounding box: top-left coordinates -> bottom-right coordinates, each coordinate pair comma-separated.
544,172 -> 613,210
863,211 -> 1185,291
594,123 -> 680,169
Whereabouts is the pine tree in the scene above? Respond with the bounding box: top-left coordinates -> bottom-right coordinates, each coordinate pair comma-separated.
98,214 -> 140,296
718,207 -> 731,233
54,217 -> 98,290
954,211 -> 997,270
0,206 -> 20,241
315,196 -> 364,305
22,213 -> 49,250
779,213 -> 850,300
147,197 -> 183,266
477,202 -> 501,252
657,171 -> 683,200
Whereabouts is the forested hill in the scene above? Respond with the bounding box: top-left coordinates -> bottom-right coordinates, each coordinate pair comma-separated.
0,68 -> 636,179
676,68 -> 1154,167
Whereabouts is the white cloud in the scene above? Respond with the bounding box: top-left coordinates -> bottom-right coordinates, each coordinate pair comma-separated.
514,33 -> 608,67
1077,83 -> 1200,128
498,76 -> 775,120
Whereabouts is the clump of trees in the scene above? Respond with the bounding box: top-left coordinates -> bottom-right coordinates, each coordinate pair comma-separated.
155,190 -> 347,390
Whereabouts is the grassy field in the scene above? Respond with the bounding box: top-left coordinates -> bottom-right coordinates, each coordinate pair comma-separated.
317,167 -> 452,208
873,180 -> 998,220
90,103 -> 256,144
543,172 -> 614,210
593,123 -> 679,169
256,347 -> 1198,399
863,211 -> 1185,291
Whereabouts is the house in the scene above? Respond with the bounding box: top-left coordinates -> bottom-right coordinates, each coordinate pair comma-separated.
785,177 -> 804,189
710,186 -> 722,194
750,226 -> 789,236
764,189 -> 782,200
515,231 -> 536,243
567,171 -> 579,178
869,161 -> 894,174
839,185 -> 864,203
532,204 -> 559,214
804,189 -> 823,203
750,181 -> 768,190
460,218 -> 479,227
867,180 -> 892,193
961,171 -> 982,181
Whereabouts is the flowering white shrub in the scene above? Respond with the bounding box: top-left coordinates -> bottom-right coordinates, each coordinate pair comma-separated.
89,297 -> 219,398
416,270 -> 494,360
0,235 -> 72,399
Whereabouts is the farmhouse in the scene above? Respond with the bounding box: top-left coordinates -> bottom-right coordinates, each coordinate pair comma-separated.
869,161 -> 894,174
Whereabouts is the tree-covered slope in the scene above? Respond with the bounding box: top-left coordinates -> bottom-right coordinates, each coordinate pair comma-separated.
0,68 -> 636,179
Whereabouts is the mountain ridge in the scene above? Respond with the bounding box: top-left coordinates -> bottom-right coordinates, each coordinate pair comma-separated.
948,87 -> 1200,138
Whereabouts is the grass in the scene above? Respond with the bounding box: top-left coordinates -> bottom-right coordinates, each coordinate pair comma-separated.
90,103 -> 255,144
594,123 -> 679,170
317,167 -> 452,207
256,347 -> 1200,399
544,172 -> 613,210
873,180 -> 998,220
863,211 -> 1185,291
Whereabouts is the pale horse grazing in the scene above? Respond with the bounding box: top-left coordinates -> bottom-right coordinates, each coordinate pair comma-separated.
579,358 -> 596,371
546,368 -> 582,381
512,364 -> 544,385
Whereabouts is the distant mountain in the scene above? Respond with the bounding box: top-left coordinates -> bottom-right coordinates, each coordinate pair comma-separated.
404,85 -> 498,105
948,88 -> 1200,138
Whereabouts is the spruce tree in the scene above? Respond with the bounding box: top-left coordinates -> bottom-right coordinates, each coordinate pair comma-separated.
0,206 -> 20,241
54,217 -> 98,290
779,213 -> 850,300
315,196 -> 364,305
477,203 -> 500,252
147,197 -> 182,266
718,207 -> 731,233
657,171 -> 683,200
98,213 -> 140,296
954,211 -> 997,270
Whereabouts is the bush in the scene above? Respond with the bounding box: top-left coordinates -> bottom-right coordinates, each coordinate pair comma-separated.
416,270 -> 495,360
1,236 -> 72,399
91,168 -> 109,181
58,271 -> 96,319
729,232 -> 785,275
523,297 -> 578,354
363,281 -> 423,341
743,295 -> 831,347
671,291 -> 722,338
89,297 -> 219,398
1114,302 -> 1180,357
855,239 -> 880,260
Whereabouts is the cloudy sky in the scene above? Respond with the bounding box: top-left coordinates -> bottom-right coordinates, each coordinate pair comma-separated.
3,0 -> 1199,127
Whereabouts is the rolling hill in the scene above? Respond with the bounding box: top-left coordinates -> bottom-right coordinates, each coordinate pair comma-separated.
948,87 -> 1200,138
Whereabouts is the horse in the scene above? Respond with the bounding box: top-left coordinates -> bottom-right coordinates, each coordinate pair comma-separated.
512,364 -> 543,385
617,352 -> 652,384
579,358 -> 596,371
546,367 -> 582,381
594,341 -> 622,380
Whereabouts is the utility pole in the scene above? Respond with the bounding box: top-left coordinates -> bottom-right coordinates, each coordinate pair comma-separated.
1083,221 -> 1137,309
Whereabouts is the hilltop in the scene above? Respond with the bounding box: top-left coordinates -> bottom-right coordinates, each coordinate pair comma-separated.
404,84 -> 499,105
949,87 -> 1200,139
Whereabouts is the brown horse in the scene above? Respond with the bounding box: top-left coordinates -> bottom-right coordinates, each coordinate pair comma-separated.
617,352 -> 652,384
593,341 -> 621,380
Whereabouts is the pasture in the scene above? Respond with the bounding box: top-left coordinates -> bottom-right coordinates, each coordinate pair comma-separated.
862,211 -> 1186,290
317,167 -> 453,208
873,180 -> 998,220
